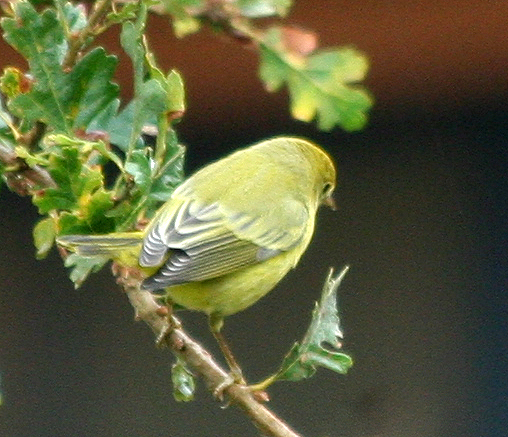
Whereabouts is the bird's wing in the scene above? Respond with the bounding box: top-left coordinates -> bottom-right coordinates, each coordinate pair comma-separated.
139,196 -> 308,290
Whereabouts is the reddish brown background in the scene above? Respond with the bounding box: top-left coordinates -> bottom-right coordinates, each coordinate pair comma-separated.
0,1 -> 507,436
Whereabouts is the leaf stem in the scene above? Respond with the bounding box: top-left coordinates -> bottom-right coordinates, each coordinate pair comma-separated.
62,0 -> 114,69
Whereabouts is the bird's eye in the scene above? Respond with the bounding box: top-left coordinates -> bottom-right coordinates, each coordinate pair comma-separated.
322,182 -> 333,196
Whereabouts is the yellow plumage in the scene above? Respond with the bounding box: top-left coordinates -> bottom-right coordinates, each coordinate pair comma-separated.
58,136 -> 336,334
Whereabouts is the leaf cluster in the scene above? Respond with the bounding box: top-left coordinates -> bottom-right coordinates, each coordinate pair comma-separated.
1,0 -> 186,282
0,0 -> 356,396
161,0 -> 373,131
0,0 -> 371,283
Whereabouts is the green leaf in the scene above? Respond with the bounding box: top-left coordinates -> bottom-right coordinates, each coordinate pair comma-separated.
121,18 -> 168,154
172,15 -> 201,38
32,147 -> 103,213
118,13 -> 185,218
125,149 -> 153,192
125,140 -> 184,210
171,358 -> 195,402
120,20 -> 143,63
150,142 -> 184,202
106,2 -> 140,25
136,79 -> 168,126
105,101 -> 143,152
43,134 -> 124,172
86,98 -> 121,135
160,0 -> 204,38
0,67 -> 30,100
64,253 -> 107,288
163,70 -> 186,116
274,266 -> 353,382
83,188 -> 116,233
1,2 -> 67,63
14,145 -> 49,167
67,48 -> 119,130
2,2 -> 69,130
11,48 -> 118,132
60,1 -> 87,33
259,27 -> 372,132
58,212 -> 94,235
2,3 -> 119,133
33,216 -> 56,259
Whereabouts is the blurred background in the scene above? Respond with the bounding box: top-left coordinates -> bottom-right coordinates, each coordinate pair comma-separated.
1,0 -> 507,436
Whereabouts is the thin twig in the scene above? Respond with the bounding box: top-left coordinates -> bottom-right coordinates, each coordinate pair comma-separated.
62,0 -> 114,69
122,282 -> 303,437
0,142 -> 56,193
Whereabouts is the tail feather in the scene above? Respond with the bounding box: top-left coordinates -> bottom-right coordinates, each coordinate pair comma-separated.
57,233 -> 143,257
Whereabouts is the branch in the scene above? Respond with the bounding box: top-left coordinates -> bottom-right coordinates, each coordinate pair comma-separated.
0,142 -> 56,194
121,279 -> 303,437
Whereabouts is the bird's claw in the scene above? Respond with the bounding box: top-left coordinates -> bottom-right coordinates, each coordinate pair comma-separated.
155,325 -> 170,347
155,314 -> 181,348
213,370 -> 247,402
213,374 -> 235,401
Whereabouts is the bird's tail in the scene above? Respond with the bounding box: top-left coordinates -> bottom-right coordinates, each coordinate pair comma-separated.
57,232 -> 143,258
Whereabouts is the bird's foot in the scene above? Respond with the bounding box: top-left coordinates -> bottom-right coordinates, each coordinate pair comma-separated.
213,374 -> 235,401
212,369 -> 247,402
213,372 -> 271,403
155,313 -> 181,348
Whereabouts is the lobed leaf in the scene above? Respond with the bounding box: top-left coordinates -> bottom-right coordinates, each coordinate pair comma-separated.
2,2 -> 69,130
32,146 -> 103,214
149,142 -> 184,202
125,140 -> 185,206
121,19 -> 168,153
1,3 -> 118,133
64,253 -> 108,288
67,48 -> 119,130
60,1 -> 87,33
120,14 -> 186,215
58,211 -> 97,235
82,188 -> 116,233
125,149 -> 153,192
259,27 -> 373,131
273,266 -> 353,382
101,101 -> 144,152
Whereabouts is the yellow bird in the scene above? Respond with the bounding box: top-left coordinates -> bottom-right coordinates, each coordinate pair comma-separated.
58,137 -> 336,379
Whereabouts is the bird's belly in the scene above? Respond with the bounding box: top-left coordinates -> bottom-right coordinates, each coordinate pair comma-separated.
165,251 -> 299,317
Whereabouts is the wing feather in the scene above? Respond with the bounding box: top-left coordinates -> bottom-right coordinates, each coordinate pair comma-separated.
139,193 -> 309,291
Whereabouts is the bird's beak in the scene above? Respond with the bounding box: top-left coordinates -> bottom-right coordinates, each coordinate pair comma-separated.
324,195 -> 337,211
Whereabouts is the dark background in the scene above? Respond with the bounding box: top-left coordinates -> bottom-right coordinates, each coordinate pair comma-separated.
1,1 -> 507,436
